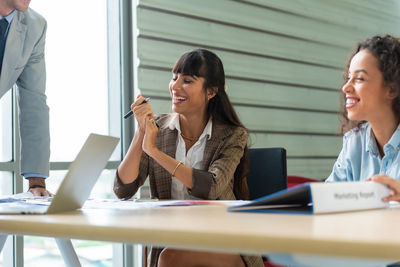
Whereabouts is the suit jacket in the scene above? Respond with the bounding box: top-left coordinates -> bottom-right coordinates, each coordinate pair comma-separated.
0,8 -> 50,176
114,113 -> 264,267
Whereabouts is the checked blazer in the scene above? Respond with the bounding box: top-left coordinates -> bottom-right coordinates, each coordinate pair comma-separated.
114,113 -> 264,267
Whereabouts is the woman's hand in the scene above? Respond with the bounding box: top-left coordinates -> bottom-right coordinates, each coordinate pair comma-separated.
369,174 -> 400,202
142,114 -> 159,157
131,95 -> 153,133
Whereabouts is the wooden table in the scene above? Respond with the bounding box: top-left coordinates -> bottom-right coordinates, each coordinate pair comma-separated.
0,202 -> 399,261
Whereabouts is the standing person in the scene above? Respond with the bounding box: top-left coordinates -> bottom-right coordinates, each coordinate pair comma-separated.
326,35 -> 400,202
114,49 -> 264,267
0,0 -> 50,196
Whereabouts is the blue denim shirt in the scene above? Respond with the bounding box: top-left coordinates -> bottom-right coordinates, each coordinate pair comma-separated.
326,122 -> 400,182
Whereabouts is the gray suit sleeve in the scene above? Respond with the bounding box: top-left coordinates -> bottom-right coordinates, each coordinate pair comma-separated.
16,20 -> 50,177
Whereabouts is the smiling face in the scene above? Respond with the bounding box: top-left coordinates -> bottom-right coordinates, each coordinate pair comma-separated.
169,73 -> 212,117
342,49 -> 396,124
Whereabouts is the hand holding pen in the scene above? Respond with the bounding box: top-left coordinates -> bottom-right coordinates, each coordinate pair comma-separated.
124,97 -> 151,119
124,96 -> 158,130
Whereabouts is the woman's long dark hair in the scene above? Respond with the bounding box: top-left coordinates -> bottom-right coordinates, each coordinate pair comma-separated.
172,49 -> 249,200
340,35 -> 400,135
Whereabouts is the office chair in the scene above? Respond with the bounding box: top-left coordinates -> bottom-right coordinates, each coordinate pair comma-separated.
247,147 -> 287,200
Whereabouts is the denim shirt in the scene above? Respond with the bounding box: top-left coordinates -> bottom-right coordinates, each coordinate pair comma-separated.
326,122 -> 400,182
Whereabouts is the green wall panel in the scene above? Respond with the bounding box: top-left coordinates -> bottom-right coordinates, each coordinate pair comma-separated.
137,7 -> 348,67
138,68 -> 340,112
133,0 -> 400,179
243,0 -> 400,34
287,158 -> 337,180
138,0 -> 374,48
249,133 -> 341,157
137,38 -> 343,89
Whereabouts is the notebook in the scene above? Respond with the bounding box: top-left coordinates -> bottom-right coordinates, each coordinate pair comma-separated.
228,181 -> 391,214
0,133 -> 119,214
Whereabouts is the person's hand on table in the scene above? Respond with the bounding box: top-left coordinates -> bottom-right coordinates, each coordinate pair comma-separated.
28,177 -> 53,197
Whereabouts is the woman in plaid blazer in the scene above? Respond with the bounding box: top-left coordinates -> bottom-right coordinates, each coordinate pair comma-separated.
114,49 -> 264,267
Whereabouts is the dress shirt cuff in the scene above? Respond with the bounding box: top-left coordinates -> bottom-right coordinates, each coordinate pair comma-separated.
189,169 -> 213,199
23,173 -> 48,179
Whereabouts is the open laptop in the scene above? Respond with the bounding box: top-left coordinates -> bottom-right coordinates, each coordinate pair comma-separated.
0,133 -> 119,214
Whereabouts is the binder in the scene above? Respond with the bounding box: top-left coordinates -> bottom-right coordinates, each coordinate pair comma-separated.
228,181 -> 391,214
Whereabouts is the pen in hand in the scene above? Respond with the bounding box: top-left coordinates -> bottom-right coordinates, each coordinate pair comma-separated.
123,97 -> 151,119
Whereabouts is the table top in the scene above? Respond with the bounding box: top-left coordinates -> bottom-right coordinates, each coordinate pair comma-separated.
0,202 -> 399,260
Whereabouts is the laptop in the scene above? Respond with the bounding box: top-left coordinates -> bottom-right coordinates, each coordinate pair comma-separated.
0,133 -> 119,214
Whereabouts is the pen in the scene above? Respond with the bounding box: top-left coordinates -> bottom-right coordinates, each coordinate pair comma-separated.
123,97 -> 150,119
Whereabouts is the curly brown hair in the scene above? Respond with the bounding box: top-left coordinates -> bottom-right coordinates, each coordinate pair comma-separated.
339,35 -> 400,135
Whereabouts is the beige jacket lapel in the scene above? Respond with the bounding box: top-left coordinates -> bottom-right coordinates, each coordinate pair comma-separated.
202,119 -> 232,170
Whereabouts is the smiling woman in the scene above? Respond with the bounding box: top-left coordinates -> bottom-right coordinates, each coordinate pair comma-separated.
342,49 -> 398,137
114,49 -> 264,267
327,35 -> 400,202
340,46 -> 399,134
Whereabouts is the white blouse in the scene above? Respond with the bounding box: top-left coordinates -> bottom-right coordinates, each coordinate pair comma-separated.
167,113 -> 212,200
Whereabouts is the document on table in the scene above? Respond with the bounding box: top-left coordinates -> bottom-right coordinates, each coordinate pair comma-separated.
228,181 -> 396,214
83,199 -> 245,210
0,192 -> 52,209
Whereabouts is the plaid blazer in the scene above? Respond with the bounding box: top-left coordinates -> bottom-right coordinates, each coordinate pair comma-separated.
114,113 -> 264,267
114,113 -> 248,200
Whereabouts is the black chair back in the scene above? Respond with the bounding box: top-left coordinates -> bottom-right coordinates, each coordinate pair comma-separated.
247,147 -> 287,200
